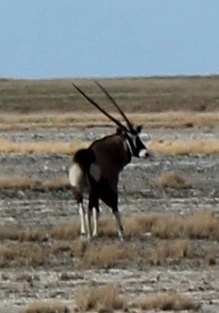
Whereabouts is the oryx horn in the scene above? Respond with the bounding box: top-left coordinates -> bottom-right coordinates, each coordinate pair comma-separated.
72,83 -> 128,131
93,80 -> 134,131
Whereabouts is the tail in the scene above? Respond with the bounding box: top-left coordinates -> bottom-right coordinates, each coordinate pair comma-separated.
69,148 -> 95,190
73,148 -> 96,171
70,148 -> 101,189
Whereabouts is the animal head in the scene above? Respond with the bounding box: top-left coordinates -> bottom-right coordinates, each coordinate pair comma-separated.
117,125 -> 149,158
73,81 -> 149,159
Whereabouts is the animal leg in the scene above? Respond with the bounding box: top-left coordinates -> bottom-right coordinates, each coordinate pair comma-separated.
100,187 -> 124,240
86,209 -> 92,240
110,195 -> 124,240
79,203 -> 86,235
69,164 -> 88,237
71,187 -> 86,236
113,210 -> 124,241
92,198 -> 100,237
87,192 -> 99,239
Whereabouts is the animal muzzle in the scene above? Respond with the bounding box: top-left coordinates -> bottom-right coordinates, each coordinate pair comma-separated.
139,149 -> 150,158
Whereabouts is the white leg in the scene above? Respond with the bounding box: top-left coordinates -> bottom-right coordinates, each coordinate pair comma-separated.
86,209 -> 92,240
114,211 -> 124,241
79,203 -> 86,235
92,209 -> 99,237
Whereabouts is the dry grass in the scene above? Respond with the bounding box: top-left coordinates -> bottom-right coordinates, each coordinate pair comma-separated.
0,212 -> 218,269
71,239 -> 88,258
0,224 -> 47,242
0,245 -> 15,266
184,211 -> 219,240
75,283 -> 127,312
19,227 -> 48,242
0,211 -> 218,270
51,239 -> 88,258
0,243 -> 49,268
43,176 -> 70,190
124,213 -> 159,238
138,111 -> 219,128
0,238 -> 215,270
0,175 -> 69,190
149,240 -> 193,265
1,211 -> 218,244
50,241 -> 72,254
124,211 -> 219,241
15,244 -> 49,267
132,291 -> 197,311
0,137 -> 218,155
83,242 -> 136,269
151,214 -> 184,239
0,175 -> 42,189
149,138 -> 219,155
0,225 -> 20,240
0,139 -> 88,154
203,247 -> 218,266
157,171 -> 192,189
1,76 -> 219,113
151,211 -> 219,240
49,221 -> 80,240
97,217 -> 118,238
21,301 -> 69,313
0,111 -> 218,130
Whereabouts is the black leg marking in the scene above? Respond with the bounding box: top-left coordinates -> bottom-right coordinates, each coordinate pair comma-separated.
71,187 -> 83,204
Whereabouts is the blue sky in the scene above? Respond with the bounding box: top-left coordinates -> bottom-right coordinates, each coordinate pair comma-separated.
0,1 -> 219,79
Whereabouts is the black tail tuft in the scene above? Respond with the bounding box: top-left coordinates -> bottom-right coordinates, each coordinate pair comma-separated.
73,148 -> 96,171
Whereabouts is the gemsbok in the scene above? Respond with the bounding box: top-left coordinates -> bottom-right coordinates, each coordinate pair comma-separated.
69,82 -> 149,240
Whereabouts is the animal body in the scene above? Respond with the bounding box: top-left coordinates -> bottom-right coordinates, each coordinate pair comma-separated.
69,82 -> 149,240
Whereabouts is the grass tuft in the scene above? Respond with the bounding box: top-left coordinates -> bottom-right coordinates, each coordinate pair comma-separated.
75,283 -> 127,312
20,301 -> 69,313
0,225 -> 20,240
124,213 -> 159,238
0,175 -> 42,189
149,138 -> 219,155
0,138 -> 88,154
0,245 -> 15,267
83,243 -> 136,269
184,211 -> 219,239
157,171 -> 192,189
151,214 -> 184,239
0,138 -> 219,155
149,240 -> 193,265
49,221 -> 80,240
16,244 -> 49,267
0,175 -> 69,190
132,292 -> 197,311
19,227 -> 48,242
50,241 -> 72,254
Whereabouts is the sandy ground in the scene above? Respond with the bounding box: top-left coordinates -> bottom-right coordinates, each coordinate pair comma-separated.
0,126 -> 219,312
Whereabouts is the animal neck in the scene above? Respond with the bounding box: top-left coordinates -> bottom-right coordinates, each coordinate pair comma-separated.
91,133 -> 132,171
124,134 -> 139,158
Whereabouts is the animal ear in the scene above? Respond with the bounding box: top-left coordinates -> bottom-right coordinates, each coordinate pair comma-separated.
136,125 -> 142,133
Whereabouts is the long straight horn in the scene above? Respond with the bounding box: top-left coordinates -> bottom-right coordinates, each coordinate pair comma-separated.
94,81 -> 134,131
72,83 -> 128,131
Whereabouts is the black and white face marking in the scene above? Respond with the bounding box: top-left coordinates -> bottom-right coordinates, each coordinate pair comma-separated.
126,126 -> 149,158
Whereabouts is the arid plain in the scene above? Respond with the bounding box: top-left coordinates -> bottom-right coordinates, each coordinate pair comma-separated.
0,77 -> 219,313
